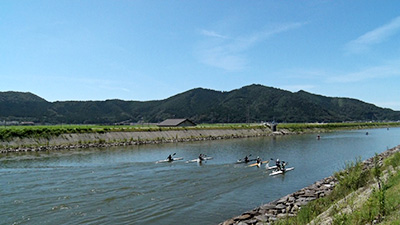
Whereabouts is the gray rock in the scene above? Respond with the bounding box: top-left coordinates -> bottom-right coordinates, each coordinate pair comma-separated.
260,204 -> 276,210
255,222 -> 268,225
264,213 -> 274,218
302,190 -> 316,197
291,204 -> 300,213
246,218 -> 258,224
275,204 -> 286,209
295,198 -> 308,206
234,214 -> 252,221
221,219 -> 235,225
277,214 -> 288,219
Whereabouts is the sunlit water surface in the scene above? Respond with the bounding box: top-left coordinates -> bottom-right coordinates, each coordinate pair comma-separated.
1,127 -> 400,224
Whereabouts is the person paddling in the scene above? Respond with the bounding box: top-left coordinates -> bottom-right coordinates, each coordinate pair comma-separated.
275,158 -> 282,171
256,156 -> 263,167
244,155 -> 250,163
166,153 -> 176,162
167,154 -> 173,161
198,154 -> 205,161
281,161 -> 286,171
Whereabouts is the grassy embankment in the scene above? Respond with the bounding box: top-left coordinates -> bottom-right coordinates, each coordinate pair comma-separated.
0,121 -> 399,142
278,121 -> 400,133
0,123 -> 264,141
274,151 -> 400,225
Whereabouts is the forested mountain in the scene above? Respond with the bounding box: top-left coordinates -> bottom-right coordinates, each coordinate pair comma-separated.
1,84 -> 399,124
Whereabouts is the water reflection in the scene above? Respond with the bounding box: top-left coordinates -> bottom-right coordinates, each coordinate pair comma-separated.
1,127 -> 399,224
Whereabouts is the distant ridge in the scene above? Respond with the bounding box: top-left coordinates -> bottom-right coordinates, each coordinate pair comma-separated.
1,84 -> 399,124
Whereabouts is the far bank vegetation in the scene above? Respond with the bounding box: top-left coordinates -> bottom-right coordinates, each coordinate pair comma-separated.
1,122 -> 399,142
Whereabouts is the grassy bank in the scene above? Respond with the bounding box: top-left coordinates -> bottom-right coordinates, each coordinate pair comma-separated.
1,121 -> 399,141
0,123 -> 266,141
274,150 -> 400,225
278,121 -> 400,133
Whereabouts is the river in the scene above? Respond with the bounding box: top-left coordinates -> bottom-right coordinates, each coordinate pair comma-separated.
1,127 -> 400,224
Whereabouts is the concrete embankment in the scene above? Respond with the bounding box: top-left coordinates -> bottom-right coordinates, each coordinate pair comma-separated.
219,145 -> 400,225
0,127 -> 287,153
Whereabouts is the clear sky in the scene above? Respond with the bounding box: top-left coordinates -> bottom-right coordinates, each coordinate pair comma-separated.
1,1 -> 400,110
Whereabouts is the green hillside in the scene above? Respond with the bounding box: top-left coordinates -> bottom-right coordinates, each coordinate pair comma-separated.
1,84 -> 399,124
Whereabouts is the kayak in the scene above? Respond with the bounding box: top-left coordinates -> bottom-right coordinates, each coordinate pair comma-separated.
156,157 -> 183,163
235,158 -> 256,164
269,167 -> 295,176
186,157 -> 213,163
248,160 -> 269,167
265,162 -> 278,170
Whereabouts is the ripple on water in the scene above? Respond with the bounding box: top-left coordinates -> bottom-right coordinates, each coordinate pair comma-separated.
2,128 -> 400,225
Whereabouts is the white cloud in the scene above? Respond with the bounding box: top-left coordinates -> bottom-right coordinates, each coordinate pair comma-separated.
196,22 -> 306,72
200,29 -> 230,39
282,68 -> 329,79
327,60 -> 400,83
346,16 -> 400,54
376,101 -> 400,110
198,46 -> 247,71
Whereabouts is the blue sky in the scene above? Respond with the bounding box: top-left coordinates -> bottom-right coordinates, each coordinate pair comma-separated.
1,1 -> 400,110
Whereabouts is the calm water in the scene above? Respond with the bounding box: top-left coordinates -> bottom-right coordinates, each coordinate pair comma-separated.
1,127 -> 400,225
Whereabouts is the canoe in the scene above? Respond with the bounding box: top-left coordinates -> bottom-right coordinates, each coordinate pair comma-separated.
269,167 -> 294,176
248,160 -> 269,167
156,157 -> 183,163
235,158 -> 256,164
186,157 -> 213,163
265,162 -> 278,170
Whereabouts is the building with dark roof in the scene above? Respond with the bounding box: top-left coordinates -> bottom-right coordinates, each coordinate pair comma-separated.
157,118 -> 196,127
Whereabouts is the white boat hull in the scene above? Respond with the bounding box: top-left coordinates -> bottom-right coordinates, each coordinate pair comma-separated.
156,157 -> 183,163
186,157 -> 213,163
265,163 -> 278,170
269,167 -> 294,176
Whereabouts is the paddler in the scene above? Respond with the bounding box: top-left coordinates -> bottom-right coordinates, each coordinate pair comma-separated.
198,154 -> 205,161
256,156 -> 262,165
281,161 -> 286,171
167,154 -> 173,162
244,155 -> 250,163
276,158 -> 281,171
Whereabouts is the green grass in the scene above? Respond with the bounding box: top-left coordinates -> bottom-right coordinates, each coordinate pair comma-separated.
274,151 -> 400,225
0,123 -> 269,141
331,163 -> 400,225
274,158 -> 369,225
1,122 -> 399,141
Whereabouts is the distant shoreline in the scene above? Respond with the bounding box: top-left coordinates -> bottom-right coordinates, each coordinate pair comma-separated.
0,127 -> 281,153
1,122 -> 399,154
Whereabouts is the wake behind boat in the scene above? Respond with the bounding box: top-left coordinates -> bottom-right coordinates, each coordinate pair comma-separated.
186,154 -> 213,163
236,159 -> 256,164
269,167 -> 295,176
235,154 -> 256,164
186,157 -> 213,163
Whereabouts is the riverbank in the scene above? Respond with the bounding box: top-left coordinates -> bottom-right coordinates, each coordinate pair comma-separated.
219,144 -> 400,225
0,127 -> 288,153
1,122 -> 400,153
2,125 -> 400,224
